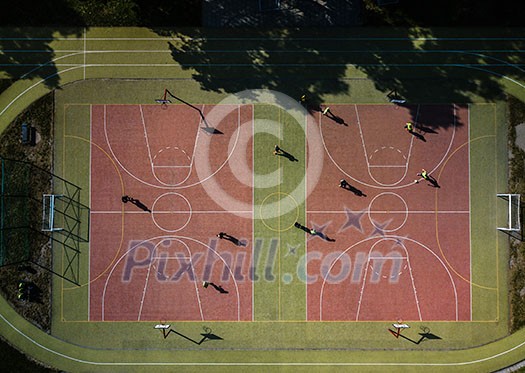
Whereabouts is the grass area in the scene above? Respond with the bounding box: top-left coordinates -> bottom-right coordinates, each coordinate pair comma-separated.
508,95 -> 525,332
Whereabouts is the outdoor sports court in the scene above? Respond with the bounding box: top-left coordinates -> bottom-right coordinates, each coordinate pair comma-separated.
1,28 -> 522,372
87,101 -> 471,323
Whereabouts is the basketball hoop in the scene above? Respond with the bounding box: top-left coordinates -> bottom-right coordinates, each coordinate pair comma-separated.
155,99 -> 171,110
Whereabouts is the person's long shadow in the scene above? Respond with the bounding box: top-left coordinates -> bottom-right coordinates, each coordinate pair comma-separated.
202,126 -> 223,134
294,222 -> 335,242
209,282 -> 229,294
131,199 -> 152,212
426,175 -> 441,188
276,150 -> 299,162
219,233 -> 247,246
325,111 -> 348,126
416,124 -> 438,134
316,231 -> 336,242
123,196 -> 151,212
410,131 -> 426,142
294,222 -> 311,234
341,183 -> 367,197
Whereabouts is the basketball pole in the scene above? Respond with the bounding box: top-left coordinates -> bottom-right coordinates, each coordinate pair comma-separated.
162,89 -> 211,128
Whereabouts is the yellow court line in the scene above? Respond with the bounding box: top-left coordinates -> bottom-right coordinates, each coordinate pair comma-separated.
494,104 -> 500,321
278,106 -> 281,321
435,134 -> 497,291
62,135 -> 126,290
59,318 -> 502,324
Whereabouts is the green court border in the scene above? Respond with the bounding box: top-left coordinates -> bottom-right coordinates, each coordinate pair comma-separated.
0,27 -> 521,372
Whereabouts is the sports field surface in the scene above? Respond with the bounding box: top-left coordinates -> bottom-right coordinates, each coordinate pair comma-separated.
0,27 -> 523,372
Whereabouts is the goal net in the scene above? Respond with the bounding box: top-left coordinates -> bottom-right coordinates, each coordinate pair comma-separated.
42,194 -> 64,232
497,194 -> 521,232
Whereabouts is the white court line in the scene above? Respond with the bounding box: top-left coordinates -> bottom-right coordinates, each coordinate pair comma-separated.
188,249 -> 205,322
91,210 -> 251,214
83,29 -> 86,79
101,103 -> 243,190
152,165 -> 191,168
355,242 -> 423,321
368,165 -> 407,168
137,254 -> 156,321
140,104 -> 167,186
403,104 -> 420,168
354,254 -> 370,321
468,104 -> 473,322
319,235 -> 458,321
405,254 -> 423,321
251,103 -> 255,322
354,104 -> 370,165
101,235 -> 242,321
307,210 -> 469,214
88,104 -> 92,321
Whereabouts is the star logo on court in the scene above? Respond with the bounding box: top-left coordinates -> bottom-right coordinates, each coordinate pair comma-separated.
339,208 -> 365,233
285,244 -> 299,257
368,219 -> 392,238
307,221 -> 331,241
392,235 -> 407,248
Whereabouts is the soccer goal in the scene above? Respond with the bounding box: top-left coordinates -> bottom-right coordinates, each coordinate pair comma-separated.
497,194 -> 521,232
42,194 -> 64,232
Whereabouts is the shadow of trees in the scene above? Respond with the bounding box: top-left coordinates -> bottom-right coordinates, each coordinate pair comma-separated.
163,28 -> 350,110
0,1 -> 87,91
162,25 -> 525,129
364,0 -> 525,27
0,1 -> 203,93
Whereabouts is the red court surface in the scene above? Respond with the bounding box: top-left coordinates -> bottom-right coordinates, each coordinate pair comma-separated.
306,104 -> 471,321
89,104 -> 254,321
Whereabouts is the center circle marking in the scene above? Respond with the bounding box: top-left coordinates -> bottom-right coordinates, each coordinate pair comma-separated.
260,192 -> 299,232
367,192 -> 408,232
151,192 -> 192,232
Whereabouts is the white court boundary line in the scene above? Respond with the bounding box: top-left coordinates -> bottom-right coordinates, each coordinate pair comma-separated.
354,103 -> 419,187
355,240 -> 422,321
319,235 -> 458,321
140,104 -> 195,186
102,103 -> 243,189
101,236 -> 241,322
319,103 -> 460,190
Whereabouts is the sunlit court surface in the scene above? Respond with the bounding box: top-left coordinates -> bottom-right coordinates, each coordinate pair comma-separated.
89,103 -> 254,321
0,28 -> 520,372
88,102 -> 471,324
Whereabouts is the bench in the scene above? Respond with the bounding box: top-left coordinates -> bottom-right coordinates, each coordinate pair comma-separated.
21,123 -> 36,146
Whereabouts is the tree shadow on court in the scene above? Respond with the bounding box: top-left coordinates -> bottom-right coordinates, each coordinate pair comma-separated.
156,26 -> 525,130
351,28 -> 524,128
158,28 -> 350,113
